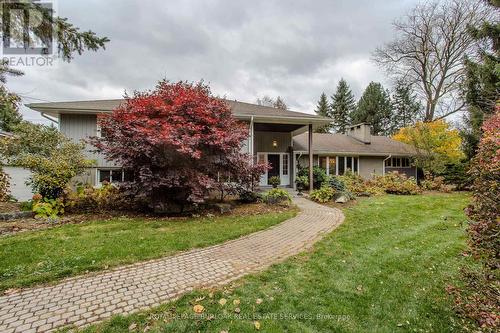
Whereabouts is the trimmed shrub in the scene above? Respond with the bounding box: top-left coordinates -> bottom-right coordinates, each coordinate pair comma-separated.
261,188 -> 291,205
297,166 -> 328,189
420,174 -> 452,192
295,175 -> 309,192
309,186 -> 335,203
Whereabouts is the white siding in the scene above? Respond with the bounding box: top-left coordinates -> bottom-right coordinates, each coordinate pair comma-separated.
3,166 -> 33,201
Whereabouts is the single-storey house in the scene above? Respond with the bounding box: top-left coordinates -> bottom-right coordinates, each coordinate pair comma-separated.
26,100 -> 418,194
293,123 -> 418,180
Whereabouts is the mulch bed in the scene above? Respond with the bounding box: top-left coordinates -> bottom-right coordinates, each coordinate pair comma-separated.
0,202 -> 293,237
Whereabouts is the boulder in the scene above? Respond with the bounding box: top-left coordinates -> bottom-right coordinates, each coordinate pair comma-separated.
214,203 -> 232,214
335,195 -> 349,203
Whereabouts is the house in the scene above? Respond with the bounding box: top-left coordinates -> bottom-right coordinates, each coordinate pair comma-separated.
293,123 -> 418,180
27,99 -> 331,190
27,100 -> 418,192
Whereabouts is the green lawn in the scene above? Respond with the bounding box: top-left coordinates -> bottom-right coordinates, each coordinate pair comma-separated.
78,193 -> 471,333
0,208 -> 297,292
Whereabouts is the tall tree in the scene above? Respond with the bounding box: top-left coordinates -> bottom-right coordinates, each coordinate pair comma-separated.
351,82 -> 393,135
391,80 -> 422,132
256,95 -> 288,110
0,86 -> 22,132
373,0 -> 487,121
314,92 -> 332,133
331,79 -> 356,134
460,0 -> 500,160
0,0 -> 109,124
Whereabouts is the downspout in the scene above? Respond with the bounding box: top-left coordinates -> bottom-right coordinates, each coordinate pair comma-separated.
249,116 -> 254,163
383,155 -> 392,175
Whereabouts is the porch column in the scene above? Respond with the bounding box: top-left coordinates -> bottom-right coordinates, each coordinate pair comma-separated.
308,124 -> 313,192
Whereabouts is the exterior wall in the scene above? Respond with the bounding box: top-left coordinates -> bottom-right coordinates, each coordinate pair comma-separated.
385,167 -> 417,179
59,114 -> 117,168
3,166 -> 32,201
254,131 -> 291,153
359,156 -> 384,178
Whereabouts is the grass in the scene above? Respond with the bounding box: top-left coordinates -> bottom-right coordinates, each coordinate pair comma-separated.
0,208 -> 297,292
77,193 -> 471,333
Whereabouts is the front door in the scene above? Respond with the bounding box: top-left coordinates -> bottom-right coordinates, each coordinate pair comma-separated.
267,154 -> 280,185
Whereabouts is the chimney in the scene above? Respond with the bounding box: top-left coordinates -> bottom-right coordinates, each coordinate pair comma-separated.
347,123 -> 371,144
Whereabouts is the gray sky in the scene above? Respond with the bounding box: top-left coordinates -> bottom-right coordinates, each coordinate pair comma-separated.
6,0 -> 419,124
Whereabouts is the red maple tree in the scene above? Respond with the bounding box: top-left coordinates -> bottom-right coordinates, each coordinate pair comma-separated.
91,80 -> 268,210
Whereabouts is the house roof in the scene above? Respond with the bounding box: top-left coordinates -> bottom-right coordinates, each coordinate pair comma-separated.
26,99 -> 331,126
293,132 -> 417,156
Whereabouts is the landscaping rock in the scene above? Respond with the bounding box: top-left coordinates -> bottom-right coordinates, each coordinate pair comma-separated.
214,203 -> 232,214
335,195 -> 349,203
358,192 -> 371,197
0,211 -> 34,221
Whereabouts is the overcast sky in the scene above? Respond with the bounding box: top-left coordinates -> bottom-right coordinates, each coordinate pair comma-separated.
6,0 -> 419,124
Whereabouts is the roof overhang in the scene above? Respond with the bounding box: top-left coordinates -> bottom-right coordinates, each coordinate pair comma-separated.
293,150 -> 415,157
27,104 -> 332,135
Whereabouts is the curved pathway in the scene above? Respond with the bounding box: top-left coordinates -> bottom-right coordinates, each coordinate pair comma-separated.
0,198 -> 343,332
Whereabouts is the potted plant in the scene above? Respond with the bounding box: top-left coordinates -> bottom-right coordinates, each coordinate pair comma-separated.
295,175 -> 309,196
268,176 -> 281,188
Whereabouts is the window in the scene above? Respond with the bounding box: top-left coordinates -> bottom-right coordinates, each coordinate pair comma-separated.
319,156 -> 327,170
346,157 -> 353,171
338,156 -> 345,175
328,156 -> 336,175
353,157 -> 358,173
98,169 -> 124,184
385,157 -> 411,168
282,154 -> 289,176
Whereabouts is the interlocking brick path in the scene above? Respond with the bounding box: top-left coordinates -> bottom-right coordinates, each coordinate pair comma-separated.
0,197 -> 343,332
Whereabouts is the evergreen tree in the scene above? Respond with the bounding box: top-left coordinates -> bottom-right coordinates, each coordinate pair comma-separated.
461,0 -> 499,160
330,79 -> 356,134
391,81 -> 422,133
314,92 -> 331,133
351,82 -> 393,135
0,86 -> 22,132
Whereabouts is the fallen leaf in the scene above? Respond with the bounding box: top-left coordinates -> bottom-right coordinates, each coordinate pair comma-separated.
254,321 -> 261,330
220,331 -> 228,333
219,298 -> 227,306
128,323 -> 137,331
195,296 -> 206,302
193,304 -> 204,313
234,307 -> 241,314
356,285 -> 363,291
256,298 -> 263,304
233,299 -> 240,306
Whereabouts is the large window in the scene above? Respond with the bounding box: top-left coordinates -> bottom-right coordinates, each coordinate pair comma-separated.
385,157 -> 411,168
319,156 -> 327,170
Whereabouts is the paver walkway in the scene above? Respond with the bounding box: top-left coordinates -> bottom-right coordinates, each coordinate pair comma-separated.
0,197 -> 343,332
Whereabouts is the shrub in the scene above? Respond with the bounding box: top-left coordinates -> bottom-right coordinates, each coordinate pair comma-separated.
338,171 -> 383,196
261,188 -> 291,205
238,190 -> 261,203
420,173 -> 452,192
297,166 -> 328,189
0,167 -> 10,202
64,182 -> 132,213
309,186 -> 335,203
436,161 -> 472,190
0,121 -> 94,199
32,197 -> 64,219
268,176 -> 280,188
371,172 -> 421,195
90,80 -> 268,209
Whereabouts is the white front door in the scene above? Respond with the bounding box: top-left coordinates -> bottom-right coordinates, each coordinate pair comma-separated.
258,153 -> 290,186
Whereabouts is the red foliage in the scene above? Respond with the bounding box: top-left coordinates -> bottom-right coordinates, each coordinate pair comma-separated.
91,80 -> 267,209
452,111 -> 500,329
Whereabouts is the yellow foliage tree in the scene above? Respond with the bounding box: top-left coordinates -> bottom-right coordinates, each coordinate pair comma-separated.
393,120 -> 464,173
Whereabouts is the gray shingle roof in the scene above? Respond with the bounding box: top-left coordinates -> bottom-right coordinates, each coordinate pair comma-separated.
293,132 -> 416,156
27,99 -> 328,121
